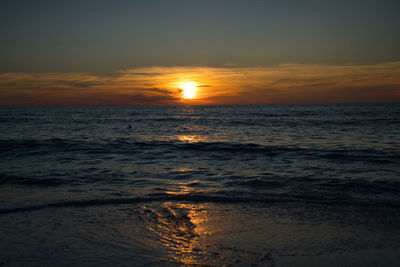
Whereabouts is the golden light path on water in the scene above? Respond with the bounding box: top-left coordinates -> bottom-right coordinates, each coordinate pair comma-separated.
176,135 -> 205,143
133,133 -> 255,265
135,128 -> 252,265
139,130 -> 216,265
138,131 -> 215,264
137,202 -> 215,265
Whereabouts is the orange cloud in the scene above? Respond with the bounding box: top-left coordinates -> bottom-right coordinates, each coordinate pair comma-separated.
1,62 -> 399,106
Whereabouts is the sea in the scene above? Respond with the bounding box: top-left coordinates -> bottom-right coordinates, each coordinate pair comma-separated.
1,103 -> 400,266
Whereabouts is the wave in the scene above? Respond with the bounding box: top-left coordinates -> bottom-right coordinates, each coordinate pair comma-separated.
1,190 -> 399,215
0,173 -> 70,186
225,176 -> 400,195
1,138 -> 399,165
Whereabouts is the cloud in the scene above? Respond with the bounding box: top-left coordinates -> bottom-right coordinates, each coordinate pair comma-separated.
0,62 -> 399,106
52,80 -> 108,88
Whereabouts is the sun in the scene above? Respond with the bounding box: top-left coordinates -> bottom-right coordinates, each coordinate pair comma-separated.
179,81 -> 197,99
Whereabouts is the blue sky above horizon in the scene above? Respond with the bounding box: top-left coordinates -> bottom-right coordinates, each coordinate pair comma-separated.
1,0 -> 400,73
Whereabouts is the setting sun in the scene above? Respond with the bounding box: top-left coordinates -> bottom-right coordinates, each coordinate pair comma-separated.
179,81 -> 197,99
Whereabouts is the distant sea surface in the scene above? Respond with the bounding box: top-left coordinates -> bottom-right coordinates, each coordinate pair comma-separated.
1,103 -> 400,266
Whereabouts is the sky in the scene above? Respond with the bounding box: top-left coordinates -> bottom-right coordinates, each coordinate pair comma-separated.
1,0 -> 399,106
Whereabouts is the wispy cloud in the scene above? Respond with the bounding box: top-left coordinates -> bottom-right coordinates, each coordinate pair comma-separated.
1,62 -> 399,106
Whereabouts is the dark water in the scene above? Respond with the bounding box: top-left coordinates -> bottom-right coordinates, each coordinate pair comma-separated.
0,103 -> 400,210
1,104 -> 400,266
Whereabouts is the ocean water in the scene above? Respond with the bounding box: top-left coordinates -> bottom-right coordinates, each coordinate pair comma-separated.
1,103 -> 400,266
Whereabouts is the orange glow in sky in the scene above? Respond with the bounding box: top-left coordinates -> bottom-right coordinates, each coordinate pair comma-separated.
0,63 -> 400,106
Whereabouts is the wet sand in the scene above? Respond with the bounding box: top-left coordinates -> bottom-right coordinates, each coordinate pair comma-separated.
1,201 -> 399,266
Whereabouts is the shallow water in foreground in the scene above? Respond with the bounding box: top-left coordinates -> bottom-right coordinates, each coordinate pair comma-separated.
0,104 -> 399,265
1,202 -> 399,266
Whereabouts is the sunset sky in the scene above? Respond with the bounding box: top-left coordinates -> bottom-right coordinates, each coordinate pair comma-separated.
1,0 -> 399,106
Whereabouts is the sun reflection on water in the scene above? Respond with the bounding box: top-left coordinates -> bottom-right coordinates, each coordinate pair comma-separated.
165,183 -> 197,195
138,202 -> 214,265
176,135 -> 205,143
171,167 -> 195,172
